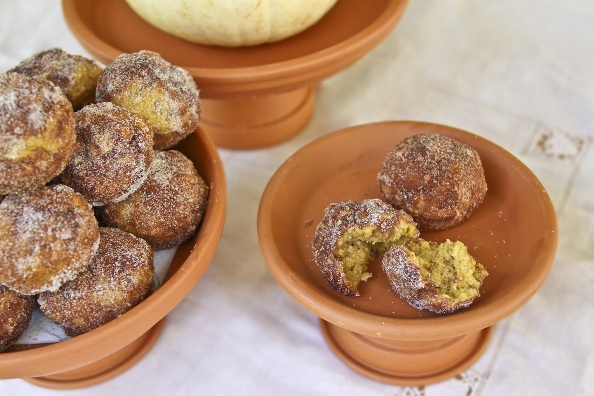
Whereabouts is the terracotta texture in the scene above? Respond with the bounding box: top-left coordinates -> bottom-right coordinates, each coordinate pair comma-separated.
61,0 -> 409,149
257,121 -> 558,385
0,127 -> 227,389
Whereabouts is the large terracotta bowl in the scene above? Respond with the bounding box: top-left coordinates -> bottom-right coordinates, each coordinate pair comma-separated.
61,0 -> 409,149
0,127 -> 226,389
257,121 -> 558,386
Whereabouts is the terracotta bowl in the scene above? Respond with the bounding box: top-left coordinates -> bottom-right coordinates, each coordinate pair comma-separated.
61,0 -> 409,149
257,121 -> 558,386
0,127 -> 226,389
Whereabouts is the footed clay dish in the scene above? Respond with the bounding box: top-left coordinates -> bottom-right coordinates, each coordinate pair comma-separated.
61,0 -> 409,149
0,127 -> 226,389
257,121 -> 557,386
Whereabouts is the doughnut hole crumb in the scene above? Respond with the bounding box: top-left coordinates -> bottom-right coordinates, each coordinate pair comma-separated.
313,199 -> 419,297
382,239 -> 488,313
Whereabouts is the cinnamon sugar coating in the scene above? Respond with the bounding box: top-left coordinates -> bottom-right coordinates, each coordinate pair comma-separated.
38,227 -> 154,337
9,48 -> 103,110
0,184 -> 100,295
0,285 -> 35,352
377,133 -> 487,231
382,239 -> 488,314
313,199 -> 419,297
99,150 -> 209,250
96,50 -> 200,150
0,72 -> 75,195
60,102 -> 154,206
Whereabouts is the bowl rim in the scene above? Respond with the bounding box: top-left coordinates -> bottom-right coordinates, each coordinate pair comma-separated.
61,0 -> 409,91
0,126 -> 227,378
257,120 -> 558,340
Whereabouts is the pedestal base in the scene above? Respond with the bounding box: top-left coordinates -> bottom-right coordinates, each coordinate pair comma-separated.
320,319 -> 492,386
200,87 -> 315,150
23,319 -> 165,389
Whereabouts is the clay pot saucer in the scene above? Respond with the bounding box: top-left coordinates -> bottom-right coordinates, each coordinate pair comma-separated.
61,0 -> 409,149
257,121 -> 558,386
0,127 -> 226,389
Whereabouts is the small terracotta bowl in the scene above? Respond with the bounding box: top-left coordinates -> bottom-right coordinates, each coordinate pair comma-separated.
257,121 -> 558,386
61,0 -> 409,149
0,127 -> 226,389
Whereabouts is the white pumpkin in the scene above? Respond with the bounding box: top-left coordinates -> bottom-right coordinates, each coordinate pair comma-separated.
125,0 -> 338,47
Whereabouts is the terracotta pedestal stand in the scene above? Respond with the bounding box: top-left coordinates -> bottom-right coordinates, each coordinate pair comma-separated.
23,320 -> 164,389
0,129 -> 227,389
62,0 -> 409,149
258,121 -> 558,385
199,87 -> 315,148
321,321 -> 492,385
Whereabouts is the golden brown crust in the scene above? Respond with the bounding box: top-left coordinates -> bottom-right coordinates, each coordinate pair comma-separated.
9,48 -> 103,110
382,242 -> 440,311
381,239 -> 488,314
0,285 -> 35,352
99,150 -> 209,250
38,227 -> 154,337
0,72 -> 75,195
0,184 -> 100,295
96,50 -> 200,150
377,134 -> 487,231
313,199 -> 419,296
60,102 -> 155,206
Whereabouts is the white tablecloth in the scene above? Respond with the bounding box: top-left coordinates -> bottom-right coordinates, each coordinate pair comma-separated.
1,1 -> 593,395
